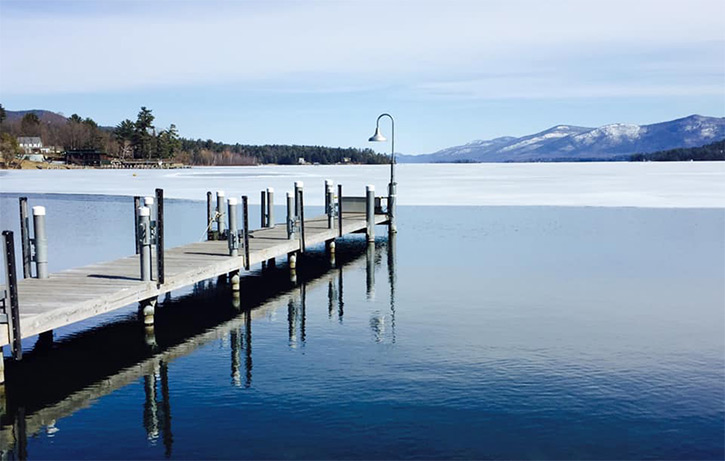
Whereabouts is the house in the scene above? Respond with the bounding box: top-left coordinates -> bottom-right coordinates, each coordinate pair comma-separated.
18,137 -> 43,154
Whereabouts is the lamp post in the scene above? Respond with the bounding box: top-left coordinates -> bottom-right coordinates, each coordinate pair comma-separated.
368,113 -> 397,233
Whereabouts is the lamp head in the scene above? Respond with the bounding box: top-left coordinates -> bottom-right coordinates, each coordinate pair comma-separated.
368,127 -> 387,142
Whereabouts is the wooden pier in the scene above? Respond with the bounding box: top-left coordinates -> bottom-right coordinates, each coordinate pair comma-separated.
1,183 -> 394,378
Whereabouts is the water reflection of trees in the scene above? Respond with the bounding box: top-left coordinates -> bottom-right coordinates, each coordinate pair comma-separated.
0,235 -> 397,458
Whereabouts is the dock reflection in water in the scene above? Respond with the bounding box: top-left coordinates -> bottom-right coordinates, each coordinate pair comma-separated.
0,235 -> 396,459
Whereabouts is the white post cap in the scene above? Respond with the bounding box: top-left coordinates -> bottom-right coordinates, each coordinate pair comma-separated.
295,181 -> 304,188
227,197 -> 238,205
366,185 -> 375,192
144,196 -> 154,206
32,206 -> 46,216
216,190 -> 225,197
137,206 -> 150,217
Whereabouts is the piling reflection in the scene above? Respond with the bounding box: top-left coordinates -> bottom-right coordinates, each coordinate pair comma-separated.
0,235 -> 398,458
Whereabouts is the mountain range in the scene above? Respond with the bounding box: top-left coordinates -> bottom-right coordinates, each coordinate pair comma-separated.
401,115 -> 725,163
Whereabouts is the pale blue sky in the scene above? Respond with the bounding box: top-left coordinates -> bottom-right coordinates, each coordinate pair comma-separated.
1,0 -> 723,154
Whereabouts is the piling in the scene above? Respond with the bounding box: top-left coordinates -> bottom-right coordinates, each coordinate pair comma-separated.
140,298 -> 156,325
228,197 -> 239,257
294,181 -> 303,217
134,196 -> 142,253
216,191 -> 226,238
19,197 -> 31,278
231,271 -> 240,292
242,196 -> 250,270
2,231 -> 22,361
366,185 -> 375,242
286,192 -> 294,239
206,191 -> 214,240
298,186 -> 306,253
261,190 -> 267,228
138,206 -> 151,281
32,206 -> 48,279
326,180 -> 334,229
155,188 -> 165,285
337,184 -> 343,237
267,187 -> 275,227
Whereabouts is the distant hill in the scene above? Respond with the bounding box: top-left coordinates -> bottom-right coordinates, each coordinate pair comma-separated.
5,109 -> 68,125
401,115 -> 725,163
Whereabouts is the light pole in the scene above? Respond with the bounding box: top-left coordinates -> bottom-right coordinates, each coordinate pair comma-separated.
368,113 -> 397,233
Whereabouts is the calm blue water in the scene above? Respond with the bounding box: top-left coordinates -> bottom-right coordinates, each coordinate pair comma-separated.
0,194 -> 723,459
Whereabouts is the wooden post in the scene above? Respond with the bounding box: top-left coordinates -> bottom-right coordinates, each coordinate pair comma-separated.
366,185 -> 375,242
337,184 -> 343,237
228,197 -> 239,257
134,196 -> 142,253
267,187 -> 274,228
155,188 -> 165,285
242,196 -> 250,270
2,231 -> 22,360
294,181 -> 303,218
298,186 -> 306,254
216,191 -> 226,239
206,191 -> 214,241
19,197 -> 31,278
286,192 -> 294,239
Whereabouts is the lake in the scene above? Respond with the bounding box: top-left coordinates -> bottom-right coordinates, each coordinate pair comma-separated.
0,163 -> 723,459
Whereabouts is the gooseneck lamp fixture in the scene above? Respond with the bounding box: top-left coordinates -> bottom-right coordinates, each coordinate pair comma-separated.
368,113 -> 397,233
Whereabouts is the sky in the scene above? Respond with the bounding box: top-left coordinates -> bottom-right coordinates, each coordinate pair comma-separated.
0,0 -> 723,155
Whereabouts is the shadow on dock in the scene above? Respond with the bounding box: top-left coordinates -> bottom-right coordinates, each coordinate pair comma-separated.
0,233 -> 397,458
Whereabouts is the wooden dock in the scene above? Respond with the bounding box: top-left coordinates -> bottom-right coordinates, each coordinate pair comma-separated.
0,210 -> 388,352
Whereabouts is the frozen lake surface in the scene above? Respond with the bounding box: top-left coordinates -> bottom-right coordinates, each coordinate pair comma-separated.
1,161 -> 724,207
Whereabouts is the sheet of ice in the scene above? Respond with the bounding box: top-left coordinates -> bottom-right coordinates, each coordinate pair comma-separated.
1,162 -> 724,208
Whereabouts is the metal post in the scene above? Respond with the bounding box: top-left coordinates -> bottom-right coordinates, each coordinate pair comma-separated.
155,188 -> 164,285
138,206 -> 151,281
242,196 -> 250,270
389,181 -> 397,233
19,197 -> 31,278
206,191 -> 214,241
337,184 -> 343,237
2,231 -> 22,360
260,190 -> 267,228
134,196 -> 142,254
286,192 -> 294,239
216,191 -> 226,239
366,185 -> 375,242
267,187 -> 274,227
228,197 -> 239,257
298,186 -> 306,254
32,206 -> 48,279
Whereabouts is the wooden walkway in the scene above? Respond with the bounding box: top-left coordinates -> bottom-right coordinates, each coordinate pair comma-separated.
0,211 -> 388,348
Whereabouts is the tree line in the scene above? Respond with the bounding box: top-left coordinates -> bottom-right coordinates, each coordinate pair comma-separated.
0,103 -> 390,166
630,139 -> 725,161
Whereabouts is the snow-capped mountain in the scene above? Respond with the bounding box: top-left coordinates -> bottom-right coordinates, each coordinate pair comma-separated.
401,115 -> 725,163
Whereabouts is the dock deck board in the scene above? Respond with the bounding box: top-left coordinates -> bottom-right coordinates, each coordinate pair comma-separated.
1,211 -> 388,346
